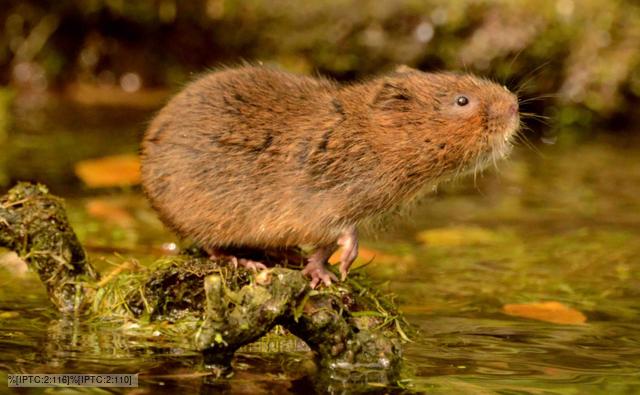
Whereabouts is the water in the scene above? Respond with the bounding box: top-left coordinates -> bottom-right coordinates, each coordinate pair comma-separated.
0,98 -> 639,394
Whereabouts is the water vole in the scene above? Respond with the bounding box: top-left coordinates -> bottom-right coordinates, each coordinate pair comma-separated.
141,65 -> 519,287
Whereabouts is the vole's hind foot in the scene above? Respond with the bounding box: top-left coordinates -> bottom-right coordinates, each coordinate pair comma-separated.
303,244 -> 338,288
231,256 -> 267,272
205,246 -> 222,261
338,226 -> 358,281
205,246 -> 267,272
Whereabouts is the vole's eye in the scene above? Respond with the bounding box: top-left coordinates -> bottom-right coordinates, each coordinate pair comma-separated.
456,96 -> 469,106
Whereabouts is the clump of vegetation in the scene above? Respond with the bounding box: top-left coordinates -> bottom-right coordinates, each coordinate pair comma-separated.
0,182 -> 407,383
0,182 -> 98,313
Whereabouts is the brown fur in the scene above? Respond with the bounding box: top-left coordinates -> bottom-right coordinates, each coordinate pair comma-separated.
140,65 -> 519,251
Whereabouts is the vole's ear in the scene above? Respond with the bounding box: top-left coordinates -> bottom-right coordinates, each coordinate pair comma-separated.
372,79 -> 412,109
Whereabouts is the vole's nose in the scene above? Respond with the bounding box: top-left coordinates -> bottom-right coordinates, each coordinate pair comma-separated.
508,102 -> 518,117
490,100 -> 519,121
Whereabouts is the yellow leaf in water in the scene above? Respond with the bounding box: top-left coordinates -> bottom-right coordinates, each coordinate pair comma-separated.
416,226 -> 500,247
502,301 -> 587,325
0,311 -> 20,319
75,154 -> 141,187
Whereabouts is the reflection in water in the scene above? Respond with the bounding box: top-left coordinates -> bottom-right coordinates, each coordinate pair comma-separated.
0,101 -> 639,393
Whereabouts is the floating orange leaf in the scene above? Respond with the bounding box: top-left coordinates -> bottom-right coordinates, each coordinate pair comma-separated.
74,154 -> 141,188
329,246 -> 401,268
502,301 -> 587,325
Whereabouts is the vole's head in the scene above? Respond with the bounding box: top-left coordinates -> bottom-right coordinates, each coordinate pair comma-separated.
371,67 -> 519,179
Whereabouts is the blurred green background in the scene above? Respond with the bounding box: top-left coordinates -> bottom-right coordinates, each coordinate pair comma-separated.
1,0 -> 639,134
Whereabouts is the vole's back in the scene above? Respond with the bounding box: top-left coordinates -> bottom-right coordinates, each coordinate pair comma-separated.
141,66 -> 352,249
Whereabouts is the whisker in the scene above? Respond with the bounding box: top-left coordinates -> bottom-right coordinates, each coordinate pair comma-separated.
455,143 -> 478,182
504,47 -> 527,85
518,94 -> 560,104
473,149 -> 481,188
491,144 -> 500,172
514,59 -> 552,95
520,114 -> 552,128
515,127 -> 546,158
501,47 -> 536,90
520,112 -> 551,120
524,119 -> 551,128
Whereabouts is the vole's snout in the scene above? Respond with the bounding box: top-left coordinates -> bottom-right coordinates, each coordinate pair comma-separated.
491,98 -> 518,120
486,94 -> 519,138
508,101 -> 520,129
507,100 -> 520,132
508,102 -> 518,117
